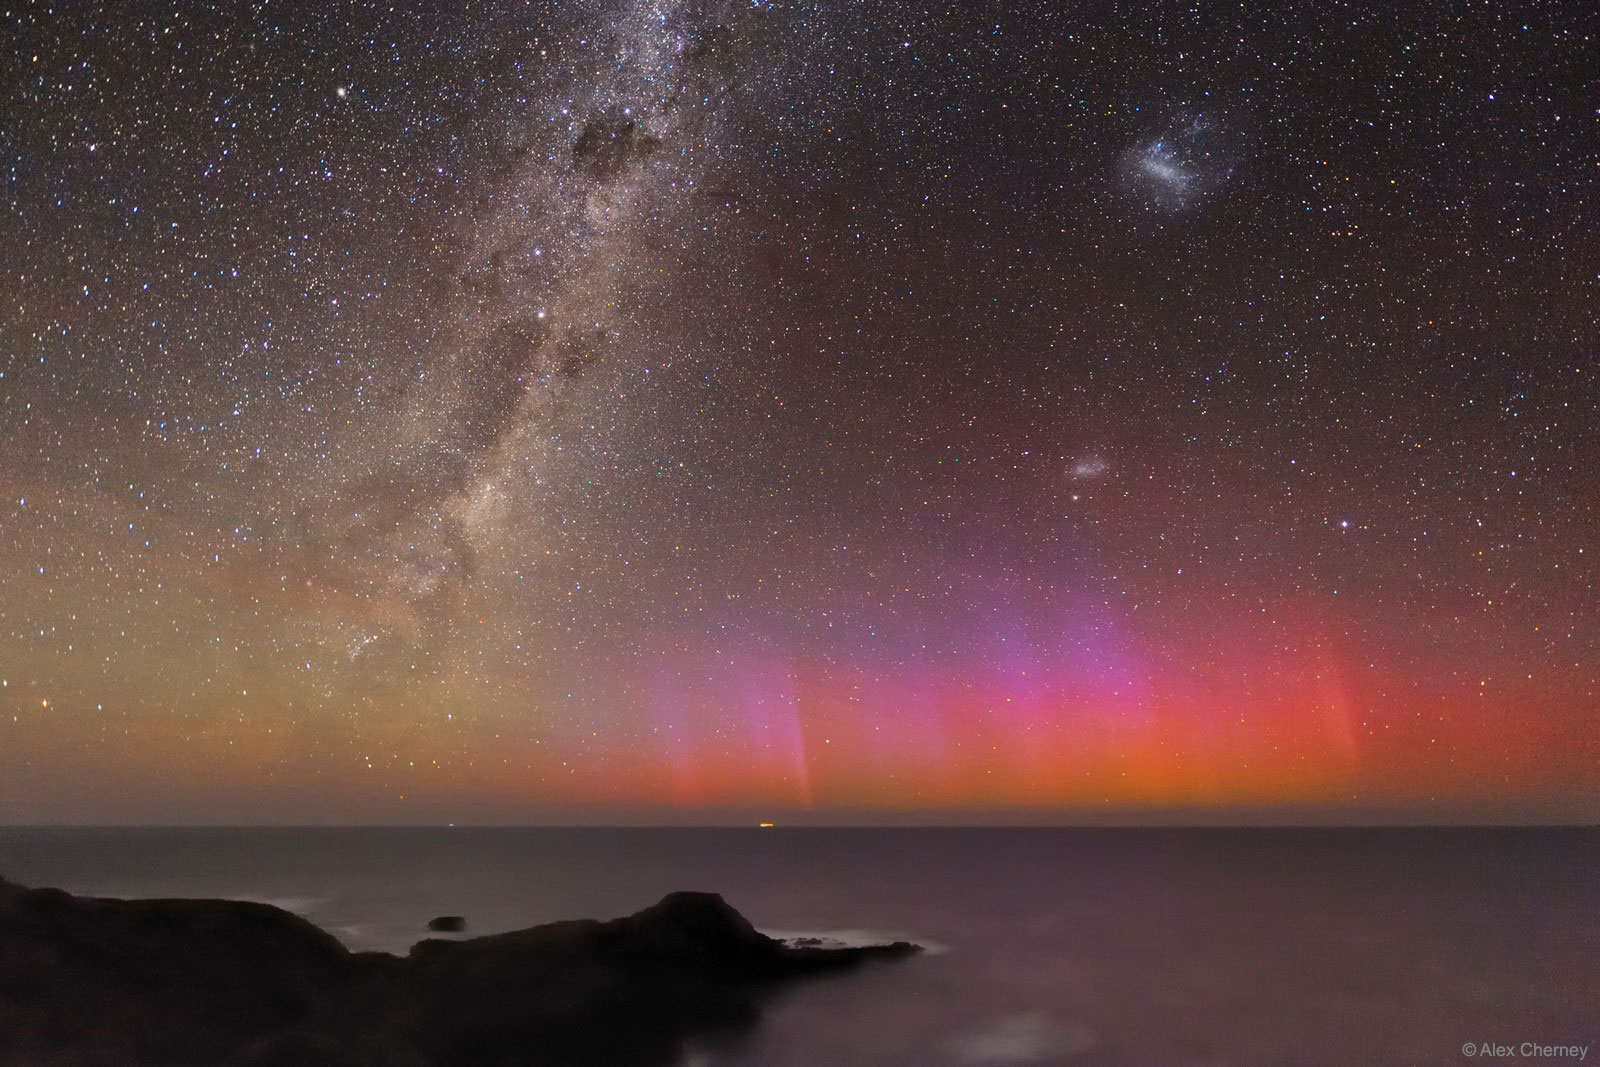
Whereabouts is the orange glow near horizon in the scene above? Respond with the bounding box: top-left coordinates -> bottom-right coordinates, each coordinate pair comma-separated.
8,584 -> 1586,823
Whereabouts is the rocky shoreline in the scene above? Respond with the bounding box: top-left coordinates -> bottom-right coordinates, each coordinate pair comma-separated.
0,873 -> 920,1065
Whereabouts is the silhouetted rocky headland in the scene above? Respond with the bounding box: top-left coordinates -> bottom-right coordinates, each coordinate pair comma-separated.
0,873 -> 920,1066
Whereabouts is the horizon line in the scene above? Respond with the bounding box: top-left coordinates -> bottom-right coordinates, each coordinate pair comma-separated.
3,821 -> 1595,831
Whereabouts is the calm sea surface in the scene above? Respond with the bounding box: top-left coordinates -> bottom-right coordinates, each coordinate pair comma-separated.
0,826 -> 1594,1065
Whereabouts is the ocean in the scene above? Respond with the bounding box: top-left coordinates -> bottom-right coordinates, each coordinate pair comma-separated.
1,826 -> 1593,1065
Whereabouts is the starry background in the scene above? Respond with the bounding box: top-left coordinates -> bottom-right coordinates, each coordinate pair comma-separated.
2,0 -> 1596,823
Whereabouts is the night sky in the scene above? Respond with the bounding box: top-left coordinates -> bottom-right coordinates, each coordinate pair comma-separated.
3,0 -> 1596,823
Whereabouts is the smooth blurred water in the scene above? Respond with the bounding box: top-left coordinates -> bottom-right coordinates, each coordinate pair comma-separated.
1,826 -> 1594,1065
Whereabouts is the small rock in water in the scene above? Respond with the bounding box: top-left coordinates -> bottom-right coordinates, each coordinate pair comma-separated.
427,915 -> 466,932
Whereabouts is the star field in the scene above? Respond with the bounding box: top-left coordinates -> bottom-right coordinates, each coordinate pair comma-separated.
2,0 -> 1597,822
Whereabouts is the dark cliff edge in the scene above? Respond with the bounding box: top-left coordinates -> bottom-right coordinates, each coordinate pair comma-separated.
0,873 -> 921,1066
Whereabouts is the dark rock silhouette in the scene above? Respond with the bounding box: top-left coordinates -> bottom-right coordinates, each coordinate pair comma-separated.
425,915 -> 466,933
0,874 -> 920,1066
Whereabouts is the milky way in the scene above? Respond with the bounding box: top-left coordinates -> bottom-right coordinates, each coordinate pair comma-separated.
3,1 -> 1597,822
